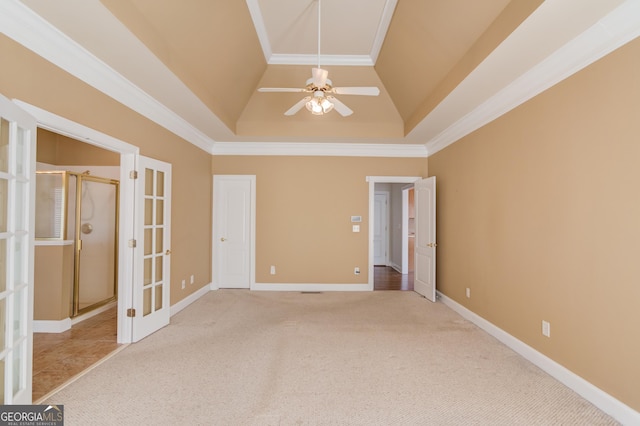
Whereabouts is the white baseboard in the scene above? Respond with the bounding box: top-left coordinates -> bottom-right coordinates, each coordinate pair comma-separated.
388,262 -> 402,273
437,291 -> 640,425
170,283 -> 212,317
33,318 -> 71,333
71,301 -> 117,326
252,282 -> 372,292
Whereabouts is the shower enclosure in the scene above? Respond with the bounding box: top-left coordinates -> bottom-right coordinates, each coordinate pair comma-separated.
35,171 -> 119,317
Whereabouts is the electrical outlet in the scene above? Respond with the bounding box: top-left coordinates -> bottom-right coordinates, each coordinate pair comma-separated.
181,279 -> 186,290
354,267 -> 360,275
466,288 -> 471,298
270,265 -> 276,275
542,320 -> 551,337
190,275 -> 195,284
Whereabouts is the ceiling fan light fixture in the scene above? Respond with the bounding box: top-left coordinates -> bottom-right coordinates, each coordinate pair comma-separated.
305,91 -> 334,115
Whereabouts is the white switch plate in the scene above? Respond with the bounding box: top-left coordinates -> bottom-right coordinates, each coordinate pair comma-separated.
352,225 -> 360,232
270,265 -> 276,275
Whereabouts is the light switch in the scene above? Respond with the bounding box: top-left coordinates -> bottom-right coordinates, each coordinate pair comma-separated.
352,225 -> 360,232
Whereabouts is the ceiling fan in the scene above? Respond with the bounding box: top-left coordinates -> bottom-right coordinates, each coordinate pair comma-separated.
257,0 -> 380,116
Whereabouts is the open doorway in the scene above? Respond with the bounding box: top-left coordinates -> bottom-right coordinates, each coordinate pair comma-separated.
368,177 -> 421,291
32,128 -> 123,401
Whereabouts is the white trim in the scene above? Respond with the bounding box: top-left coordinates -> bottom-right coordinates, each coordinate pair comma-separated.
14,101 -> 139,344
33,318 -> 71,333
170,284 -> 212,317
420,0 -> 640,155
437,291 -> 640,425
0,1 -> 215,154
245,0 -> 396,66
252,283 -> 371,292
367,176 -> 422,290
212,142 -> 428,157
268,54 -> 374,66
369,0 -> 398,64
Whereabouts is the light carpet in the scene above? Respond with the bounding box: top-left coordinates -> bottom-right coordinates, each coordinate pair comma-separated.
45,290 -> 618,425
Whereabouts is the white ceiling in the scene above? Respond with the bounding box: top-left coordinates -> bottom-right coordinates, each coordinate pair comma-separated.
247,0 -> 396,65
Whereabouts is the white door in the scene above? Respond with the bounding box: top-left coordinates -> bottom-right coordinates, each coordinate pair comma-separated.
0,95 -> 35,403
373,192 -> 388,265
213,175 -> 254,289
132,156 -> 171,342
414,177 -> 436,302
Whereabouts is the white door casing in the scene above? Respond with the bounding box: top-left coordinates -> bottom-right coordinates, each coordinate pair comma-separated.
132,156 -> 171,342
0,95 -> 35,403
213,175 -> 255,289
414,177 -> 436,302
373,192 -> 389,266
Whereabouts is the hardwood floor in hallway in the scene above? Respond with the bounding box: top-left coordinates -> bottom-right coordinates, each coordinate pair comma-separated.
374,266 -> 414,291
32,306 -> 122,402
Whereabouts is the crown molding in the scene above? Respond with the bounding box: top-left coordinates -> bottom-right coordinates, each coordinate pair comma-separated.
211,141 -> 428,157
0,0 -> 216,154
421,0 -> 640,156
268,54 -> 374,66
246,0 -> 396,66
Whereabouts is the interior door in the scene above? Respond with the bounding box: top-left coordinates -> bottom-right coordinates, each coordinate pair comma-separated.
132,156 -> 171,342
414,177 -> 436,302
0,95 -> 35,403
373,192 -> 388,265
213,175 -> 253,289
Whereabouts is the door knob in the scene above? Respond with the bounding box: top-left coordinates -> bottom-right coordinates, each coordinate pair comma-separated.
165,249 -> 172,255
220,237 -> 227,242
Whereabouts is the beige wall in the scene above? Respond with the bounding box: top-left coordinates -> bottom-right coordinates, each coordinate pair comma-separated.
428,38 -> 640,410
37,128 -> 120,166
0,35 -> 212,305
34,245 -> 73,320
212,156 -> 427,284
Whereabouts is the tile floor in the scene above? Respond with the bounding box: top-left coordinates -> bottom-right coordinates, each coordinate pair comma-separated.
32,306 -> 121,402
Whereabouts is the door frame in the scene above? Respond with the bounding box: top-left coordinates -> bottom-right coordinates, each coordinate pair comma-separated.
366,176 -> 422,291
15,100 -> 138,343
211,175 -> 256,290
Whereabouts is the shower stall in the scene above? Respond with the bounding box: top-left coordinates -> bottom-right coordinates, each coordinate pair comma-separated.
35,170 -> 119,317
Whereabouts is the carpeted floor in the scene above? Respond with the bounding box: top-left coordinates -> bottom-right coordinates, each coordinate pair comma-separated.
45,290 -> 618,425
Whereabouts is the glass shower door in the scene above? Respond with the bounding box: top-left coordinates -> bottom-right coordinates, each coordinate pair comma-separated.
74,175 -> 119,316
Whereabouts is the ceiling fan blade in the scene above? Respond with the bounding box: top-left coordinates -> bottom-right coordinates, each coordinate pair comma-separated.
258,87 -> 307,93
284,97 -> 311,116
327,96 -> 353,117
312,67 -> 329,88
332,87 -> 380,96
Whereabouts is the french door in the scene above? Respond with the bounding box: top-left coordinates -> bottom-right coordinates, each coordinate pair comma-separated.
0,95 -> 35,404
132,156 -> 171,342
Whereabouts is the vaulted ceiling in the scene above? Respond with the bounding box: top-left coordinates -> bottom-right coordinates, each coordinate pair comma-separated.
8,0 -> 639,154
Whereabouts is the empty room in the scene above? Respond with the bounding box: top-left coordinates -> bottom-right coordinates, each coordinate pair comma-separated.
0,0 -> 639,424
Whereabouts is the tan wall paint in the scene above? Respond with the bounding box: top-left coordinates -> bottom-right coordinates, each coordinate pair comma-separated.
0,35 -> 212,306
34,245 -> 73,321
37,128 -> 120,166
428,39 -> 640,410
212,156 -> 428,284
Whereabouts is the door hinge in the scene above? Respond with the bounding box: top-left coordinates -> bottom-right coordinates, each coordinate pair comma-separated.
127,308 -> 136,317
128,239 -> 137,248
129,170 -> 138,179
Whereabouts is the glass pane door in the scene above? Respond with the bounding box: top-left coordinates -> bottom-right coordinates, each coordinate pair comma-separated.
132,156 -> 171,342
0,95 -> 36,404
